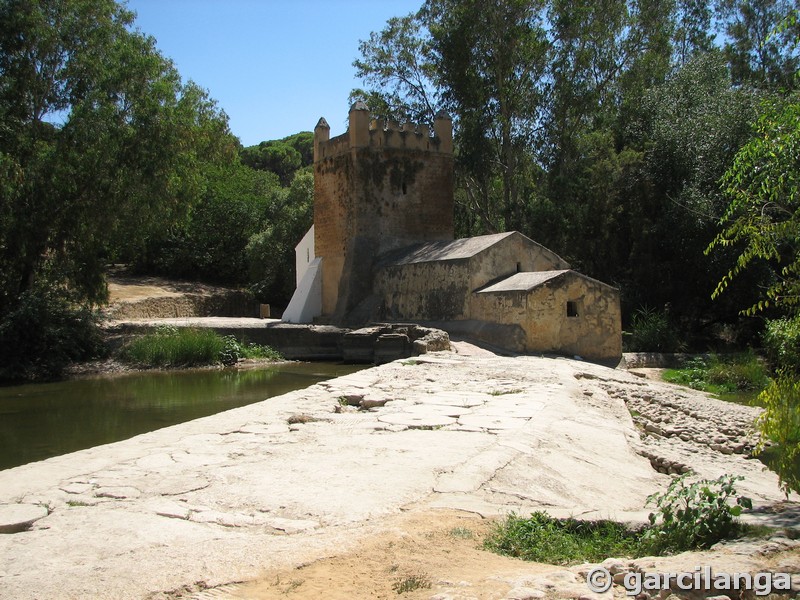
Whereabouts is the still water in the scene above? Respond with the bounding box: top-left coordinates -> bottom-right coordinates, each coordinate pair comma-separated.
0,363 -> 363,471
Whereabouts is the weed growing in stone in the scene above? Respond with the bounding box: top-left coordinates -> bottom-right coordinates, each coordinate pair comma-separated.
448,526 -> 475,539
486,475 -> 754,563
391,573 -> 431,594
484,512 -> 641,565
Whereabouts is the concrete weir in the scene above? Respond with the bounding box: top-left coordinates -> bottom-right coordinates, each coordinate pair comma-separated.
0,350 -> 794,600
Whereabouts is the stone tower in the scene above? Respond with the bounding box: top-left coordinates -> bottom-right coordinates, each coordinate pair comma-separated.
313,101 -> 454,322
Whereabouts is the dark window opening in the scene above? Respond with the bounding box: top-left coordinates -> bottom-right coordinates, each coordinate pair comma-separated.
516,262 -> 522,273
401,182 -> 407,195
567,301 -> 579,318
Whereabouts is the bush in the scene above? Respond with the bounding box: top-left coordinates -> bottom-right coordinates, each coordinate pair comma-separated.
755,372 -> 800,496
763,316 -> 800,373
639,474 -> 751,555
626,306 -> 685,353
484,512 -> 641,565
0,288 -> 102,381
218,334 -> 283,365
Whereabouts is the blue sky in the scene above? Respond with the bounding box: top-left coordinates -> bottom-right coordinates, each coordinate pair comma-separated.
125,0 -> 423,147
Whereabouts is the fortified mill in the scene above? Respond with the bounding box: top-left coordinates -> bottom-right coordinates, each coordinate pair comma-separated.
283,102 -> 622,363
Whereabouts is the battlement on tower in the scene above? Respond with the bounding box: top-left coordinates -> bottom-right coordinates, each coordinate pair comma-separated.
312,101 -> 455,321
314,102 -> 453,162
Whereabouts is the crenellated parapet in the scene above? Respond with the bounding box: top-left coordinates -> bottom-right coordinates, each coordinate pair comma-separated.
314,102 -> 453,162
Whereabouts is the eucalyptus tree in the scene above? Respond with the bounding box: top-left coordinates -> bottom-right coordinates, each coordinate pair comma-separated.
717,0 -> 800,90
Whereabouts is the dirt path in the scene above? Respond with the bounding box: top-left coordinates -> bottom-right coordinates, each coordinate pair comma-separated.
225,510 -> 549,600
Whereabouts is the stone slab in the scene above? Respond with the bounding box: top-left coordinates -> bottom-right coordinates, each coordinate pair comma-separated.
0,504 -> 48,534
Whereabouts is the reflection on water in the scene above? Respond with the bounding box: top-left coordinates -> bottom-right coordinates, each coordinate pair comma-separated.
0,363 -> 363,471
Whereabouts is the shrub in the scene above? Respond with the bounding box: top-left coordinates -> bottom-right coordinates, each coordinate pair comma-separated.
0,288 -> 102,381
762,316 -> 800,373
218,334 -> 283,365
484,512 -> 641,565
626,306 -> 685,353
755,372 -> 800,496
640,474 -> 751,555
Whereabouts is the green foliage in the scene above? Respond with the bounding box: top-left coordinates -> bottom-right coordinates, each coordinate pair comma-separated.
708,93 -> 800,316
352,12 -> 439,124
625,307 -> 685,353
717,0 -> 799,90
0,0 -> 236,313
640,474 -> 752,555
0,288 -> 102,381
218,335 -> 283,365
139,164 -> 280,284
120,327 -> 282,368
484,512 -> 642,565
663,352 -> 770,397
485,477 -> 757,563
240,134 -> 313,186
755,372 -> 800,495
121,327 -> 225,368
246,170 -> 314,305
763,315 -> 800,372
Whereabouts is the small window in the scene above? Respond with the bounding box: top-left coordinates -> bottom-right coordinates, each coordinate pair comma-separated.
401,181 -> 407,195
566,301 -> 579,318
516,262 -> 522,273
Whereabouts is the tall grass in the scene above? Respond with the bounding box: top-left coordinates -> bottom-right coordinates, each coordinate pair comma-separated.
121,327 -> 224,367
120,327 -> 282,368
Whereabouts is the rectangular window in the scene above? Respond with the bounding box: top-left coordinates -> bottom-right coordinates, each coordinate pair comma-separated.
566,301 -> 579,318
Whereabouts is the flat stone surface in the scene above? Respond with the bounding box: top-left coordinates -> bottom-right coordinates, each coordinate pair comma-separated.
0,351 -> 795,599
457,414 -> 531,430
419,391 -> 490,407
377,412 -> 457,428
0,504 -> 48,533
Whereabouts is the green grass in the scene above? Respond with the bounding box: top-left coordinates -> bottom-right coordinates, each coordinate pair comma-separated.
662,352 -> 770,405
484,512 -> 642,565
120,326 -> 282,368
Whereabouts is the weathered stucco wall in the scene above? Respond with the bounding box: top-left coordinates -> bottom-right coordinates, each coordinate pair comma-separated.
375,259 -> 471,321
471,273 -> 622,361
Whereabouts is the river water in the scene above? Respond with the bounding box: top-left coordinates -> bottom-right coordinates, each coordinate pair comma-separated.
0,362 -> 363,471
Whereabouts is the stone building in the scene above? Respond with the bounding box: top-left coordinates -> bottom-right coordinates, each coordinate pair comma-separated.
283,102 -> 622,362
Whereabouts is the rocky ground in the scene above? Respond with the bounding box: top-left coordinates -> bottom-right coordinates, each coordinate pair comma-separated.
1,344 -> 797,600
1,276 -> 797,599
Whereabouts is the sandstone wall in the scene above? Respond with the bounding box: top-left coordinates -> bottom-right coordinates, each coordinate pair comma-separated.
313,104 -> 454,320
471,273 -> 622,361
